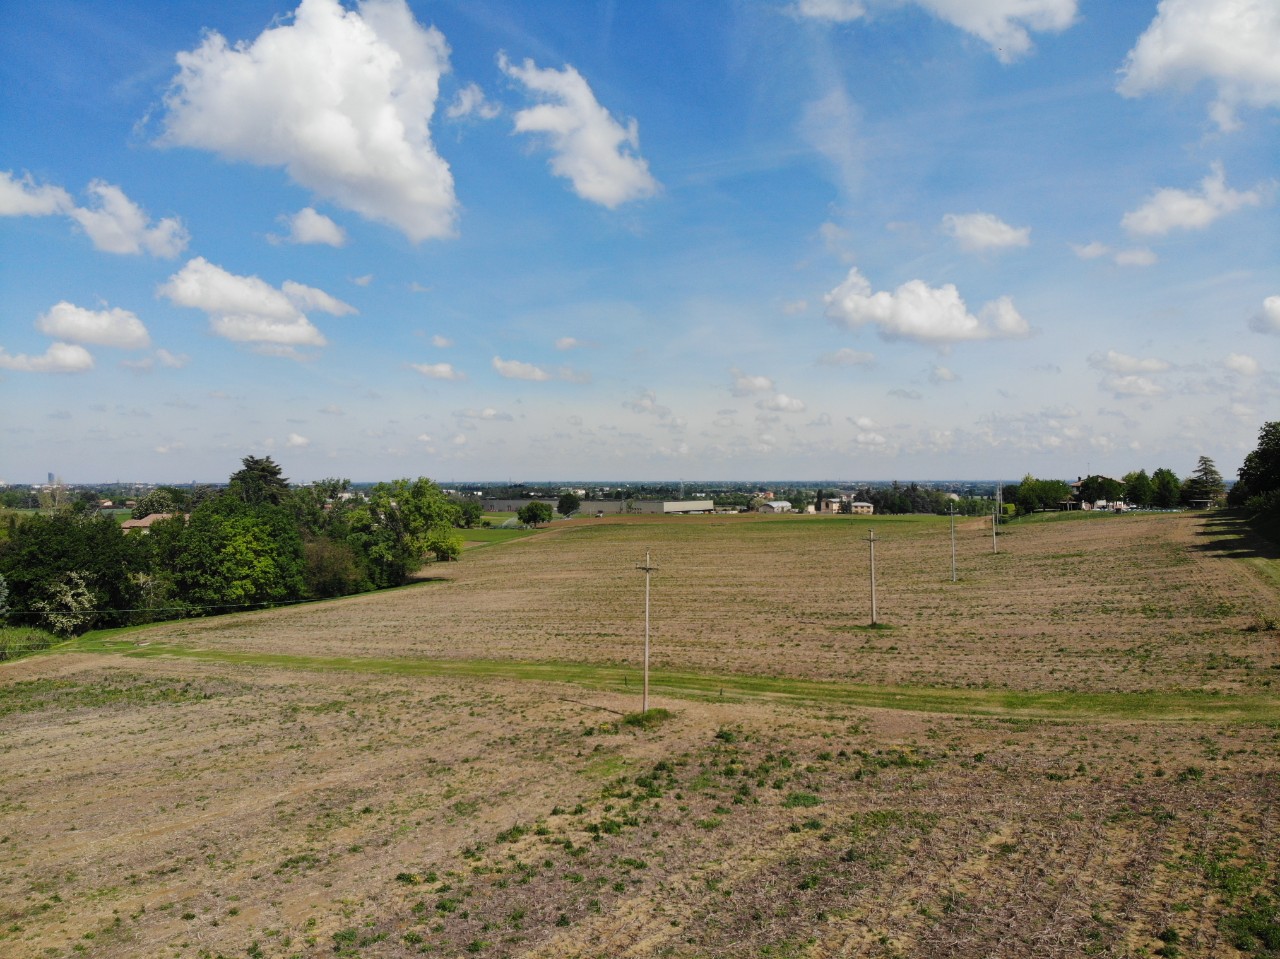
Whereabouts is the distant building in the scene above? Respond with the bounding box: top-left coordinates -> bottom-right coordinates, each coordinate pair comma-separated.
484,499 -> 715,515
121,513 -> 180,533
758,500 -> 792,513
819,495 -> 874,515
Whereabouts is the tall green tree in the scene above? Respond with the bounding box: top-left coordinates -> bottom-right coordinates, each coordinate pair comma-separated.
1230,421 -> 1280,506
347,478 -> 461,587
1181,455 -> 1225,505
1151,468 -> 1181,508
1013,475 -> 1072,514
289,478 -> 354,537
1122,469 -> 1154,507
228,455 -> 291,507
176,496 -> 305,611
557,492 -> 581,517
451,497 -> 484,529
1077,475 -> 1125,505
0,513 -> 147,628
518,502 -> 553,526
132,487 -> 184,520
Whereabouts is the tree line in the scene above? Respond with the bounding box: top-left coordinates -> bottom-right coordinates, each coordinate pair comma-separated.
1228,421 -> 1280,536
1005,456 -> 1230,516
0,456 -> 462,636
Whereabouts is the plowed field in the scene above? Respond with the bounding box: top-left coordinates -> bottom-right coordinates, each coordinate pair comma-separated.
2,510 -> 1278,959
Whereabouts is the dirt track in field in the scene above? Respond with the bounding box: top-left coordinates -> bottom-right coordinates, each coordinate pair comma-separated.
2,511 -> 1278,959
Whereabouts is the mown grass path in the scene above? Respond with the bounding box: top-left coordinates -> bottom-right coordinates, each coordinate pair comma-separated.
57,634 -> 1280,723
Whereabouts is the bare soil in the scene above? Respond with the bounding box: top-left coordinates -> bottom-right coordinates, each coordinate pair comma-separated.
1,511 -> 1277,959
128,511 -> 1280,694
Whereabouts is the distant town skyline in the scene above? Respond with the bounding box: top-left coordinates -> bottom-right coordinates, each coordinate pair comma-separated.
2,1 -> 1277,483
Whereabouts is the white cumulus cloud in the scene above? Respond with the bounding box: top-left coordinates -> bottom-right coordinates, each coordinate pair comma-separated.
1113,247 -> 1158,267
286,433 -> 311,448
411,361 -> 464,380
930,364 -> 958,383
1071,241 -> 1157,266
280,280 -> 357,317
2,174 -> 187,257
499,53 -> 659,208
159,0 -> 457,242
0,171 -> 72,216
818,347 -> 875,366
1089,350 -> 1170,398
1223,352 -> 1260,376
1122,163 -> 1267,236
1250,295 -> 1280,334
1101,374 -> 1164,398
150,349 -> 190,370
1119,0 -> 1280,130
756,393 -> 806,413
1072,241 -> 1110,259
795,0 -> 866,21
0,342 -> 94,373
35,302 -> 150,349
796,0 -> 1077,62
731,369 -> 775,396
824,267 -> 1028,344
941,212 -> 1030,251
456,407 -> 512,421
492,356 -> 551,381
276,207 -> 346,246
1088,350 -> 1171,374
446,81 -> 500,120
159,257 -> 355,349
68,181 -> 189,257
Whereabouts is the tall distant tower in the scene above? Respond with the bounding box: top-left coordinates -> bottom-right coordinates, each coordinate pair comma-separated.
47,472 -> 54,485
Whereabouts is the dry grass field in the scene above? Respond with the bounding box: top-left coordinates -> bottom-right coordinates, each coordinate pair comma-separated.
2,510 -> 1278,958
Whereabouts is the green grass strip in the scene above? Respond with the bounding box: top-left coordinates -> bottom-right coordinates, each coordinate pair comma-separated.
52,635 -> 1280,724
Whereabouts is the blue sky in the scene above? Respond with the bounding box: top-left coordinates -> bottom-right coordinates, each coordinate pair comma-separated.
1,0 -> 1277,484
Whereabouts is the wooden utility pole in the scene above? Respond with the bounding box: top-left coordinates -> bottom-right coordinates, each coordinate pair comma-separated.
867,529 -> 878,625
950,505 -> 957,582
636,550 -> 659,713
992,484 -> 1001,554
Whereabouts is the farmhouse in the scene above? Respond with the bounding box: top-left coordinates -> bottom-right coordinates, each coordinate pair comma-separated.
819,495 -> 874,515
120,512 -> 179,533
